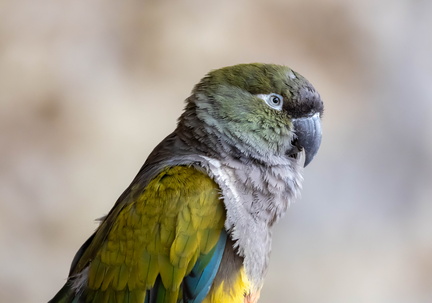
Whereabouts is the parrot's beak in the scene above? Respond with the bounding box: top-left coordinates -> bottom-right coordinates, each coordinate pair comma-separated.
290,113 -> 322,167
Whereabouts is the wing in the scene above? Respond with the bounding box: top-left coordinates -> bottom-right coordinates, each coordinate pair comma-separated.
50,165 -> 226,303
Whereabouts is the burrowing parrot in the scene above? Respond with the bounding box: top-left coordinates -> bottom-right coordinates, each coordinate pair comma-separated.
49,63 -> 323,303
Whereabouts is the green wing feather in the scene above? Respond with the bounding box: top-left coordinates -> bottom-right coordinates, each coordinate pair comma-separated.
50,166 -> 225,303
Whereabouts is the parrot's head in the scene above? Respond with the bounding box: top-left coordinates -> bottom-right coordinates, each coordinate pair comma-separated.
179,63 -> 323,167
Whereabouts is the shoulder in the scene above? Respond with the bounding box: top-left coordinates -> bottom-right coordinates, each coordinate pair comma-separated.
133,165 -> 220,203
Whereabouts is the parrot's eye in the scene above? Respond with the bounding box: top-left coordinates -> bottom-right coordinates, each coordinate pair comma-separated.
257,93 -> 284,111
270,95 -> 282,106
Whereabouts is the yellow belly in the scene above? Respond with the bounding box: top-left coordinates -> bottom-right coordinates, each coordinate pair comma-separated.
203,267 -> 260,303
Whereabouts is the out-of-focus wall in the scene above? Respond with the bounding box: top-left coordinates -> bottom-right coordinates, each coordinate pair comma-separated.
1,0 -> 431,302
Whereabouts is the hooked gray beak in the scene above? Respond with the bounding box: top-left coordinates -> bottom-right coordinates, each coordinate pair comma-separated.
291,113 -> 322,167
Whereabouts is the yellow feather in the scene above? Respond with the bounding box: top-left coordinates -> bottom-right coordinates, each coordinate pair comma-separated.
146,254 -> 160,286
203,267 -> 252,303
116,264 -> 129,290
100,266 -> 116,291
90,258 -> 106,289
114,289 -> 125,303
84,166 -> 225,302
100,288 -> 113,303
129,289 -> 145,303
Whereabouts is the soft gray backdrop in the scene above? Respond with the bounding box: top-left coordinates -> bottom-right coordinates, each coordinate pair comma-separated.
1,0 -> 431,302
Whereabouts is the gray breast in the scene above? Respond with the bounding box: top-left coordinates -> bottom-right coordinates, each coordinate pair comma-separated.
200,155 -> 304,289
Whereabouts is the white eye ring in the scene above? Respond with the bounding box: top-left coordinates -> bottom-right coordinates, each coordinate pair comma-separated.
257,93 -> 284,111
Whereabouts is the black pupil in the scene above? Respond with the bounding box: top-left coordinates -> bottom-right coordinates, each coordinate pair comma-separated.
271,96 -> 280,104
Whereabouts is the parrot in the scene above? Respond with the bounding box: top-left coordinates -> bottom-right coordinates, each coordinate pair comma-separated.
49,63 -> 323,303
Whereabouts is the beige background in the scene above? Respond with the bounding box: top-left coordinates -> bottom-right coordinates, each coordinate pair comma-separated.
1,0 -> 431,302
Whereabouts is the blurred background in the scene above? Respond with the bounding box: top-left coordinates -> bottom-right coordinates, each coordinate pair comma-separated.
1,0 -> 431,302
